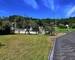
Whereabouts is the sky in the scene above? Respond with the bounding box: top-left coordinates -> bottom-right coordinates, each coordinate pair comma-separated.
0,0 -> 75,18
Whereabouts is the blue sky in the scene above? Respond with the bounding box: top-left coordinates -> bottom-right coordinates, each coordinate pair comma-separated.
0,0 -> 75,18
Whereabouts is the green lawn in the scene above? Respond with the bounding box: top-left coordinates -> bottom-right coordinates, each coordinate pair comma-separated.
55,27 -> 75,32
0,35 -> 52,60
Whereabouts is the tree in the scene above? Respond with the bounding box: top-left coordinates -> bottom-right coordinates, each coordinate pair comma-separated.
0,21 -> 2,27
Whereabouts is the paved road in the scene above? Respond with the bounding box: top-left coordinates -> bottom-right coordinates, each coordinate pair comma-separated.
53,32 -> 75,60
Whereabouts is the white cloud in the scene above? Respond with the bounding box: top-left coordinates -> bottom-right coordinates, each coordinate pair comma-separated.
42,0 -> 55,10
24,0 -> 38,9
49,0 -> 55,10
66,6 -> 75,17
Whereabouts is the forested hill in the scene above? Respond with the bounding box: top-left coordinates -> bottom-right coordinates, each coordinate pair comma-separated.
0,15 -> 75,28
0,15 -> 55,27
0,15 -> 75,35
56,17 -> 75,25
0,15 -> 75,24
0,15 -> 55,35
0,15 -> 75,21
0,15 -> 55,21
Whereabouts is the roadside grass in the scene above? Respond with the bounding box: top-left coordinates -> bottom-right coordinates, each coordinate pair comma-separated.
55,27 -> 75,33
0,35 -> 52,60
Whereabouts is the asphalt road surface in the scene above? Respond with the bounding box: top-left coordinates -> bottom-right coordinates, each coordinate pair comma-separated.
53,32 -> 75,60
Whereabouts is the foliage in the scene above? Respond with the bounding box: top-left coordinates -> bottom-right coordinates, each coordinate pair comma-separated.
0,15 -> 55,35
0,15 -> 75,34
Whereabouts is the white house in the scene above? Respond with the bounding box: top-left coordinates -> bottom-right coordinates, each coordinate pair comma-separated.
14,29 -> 38,34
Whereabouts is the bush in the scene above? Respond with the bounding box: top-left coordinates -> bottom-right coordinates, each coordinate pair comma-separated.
0,25 -> 11,35
71,25 -> 75,29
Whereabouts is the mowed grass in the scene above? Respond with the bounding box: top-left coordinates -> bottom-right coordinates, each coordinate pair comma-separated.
55,27 -> 75,32
0,35 -> 52,60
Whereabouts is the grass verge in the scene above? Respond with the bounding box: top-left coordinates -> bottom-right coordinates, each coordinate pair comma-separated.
0,35 -> 52,60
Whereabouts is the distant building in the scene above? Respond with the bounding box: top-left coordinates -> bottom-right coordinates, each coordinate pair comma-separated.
14,28 -> 38,34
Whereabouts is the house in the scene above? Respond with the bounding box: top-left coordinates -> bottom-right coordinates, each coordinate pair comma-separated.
14,28 -> 38,34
